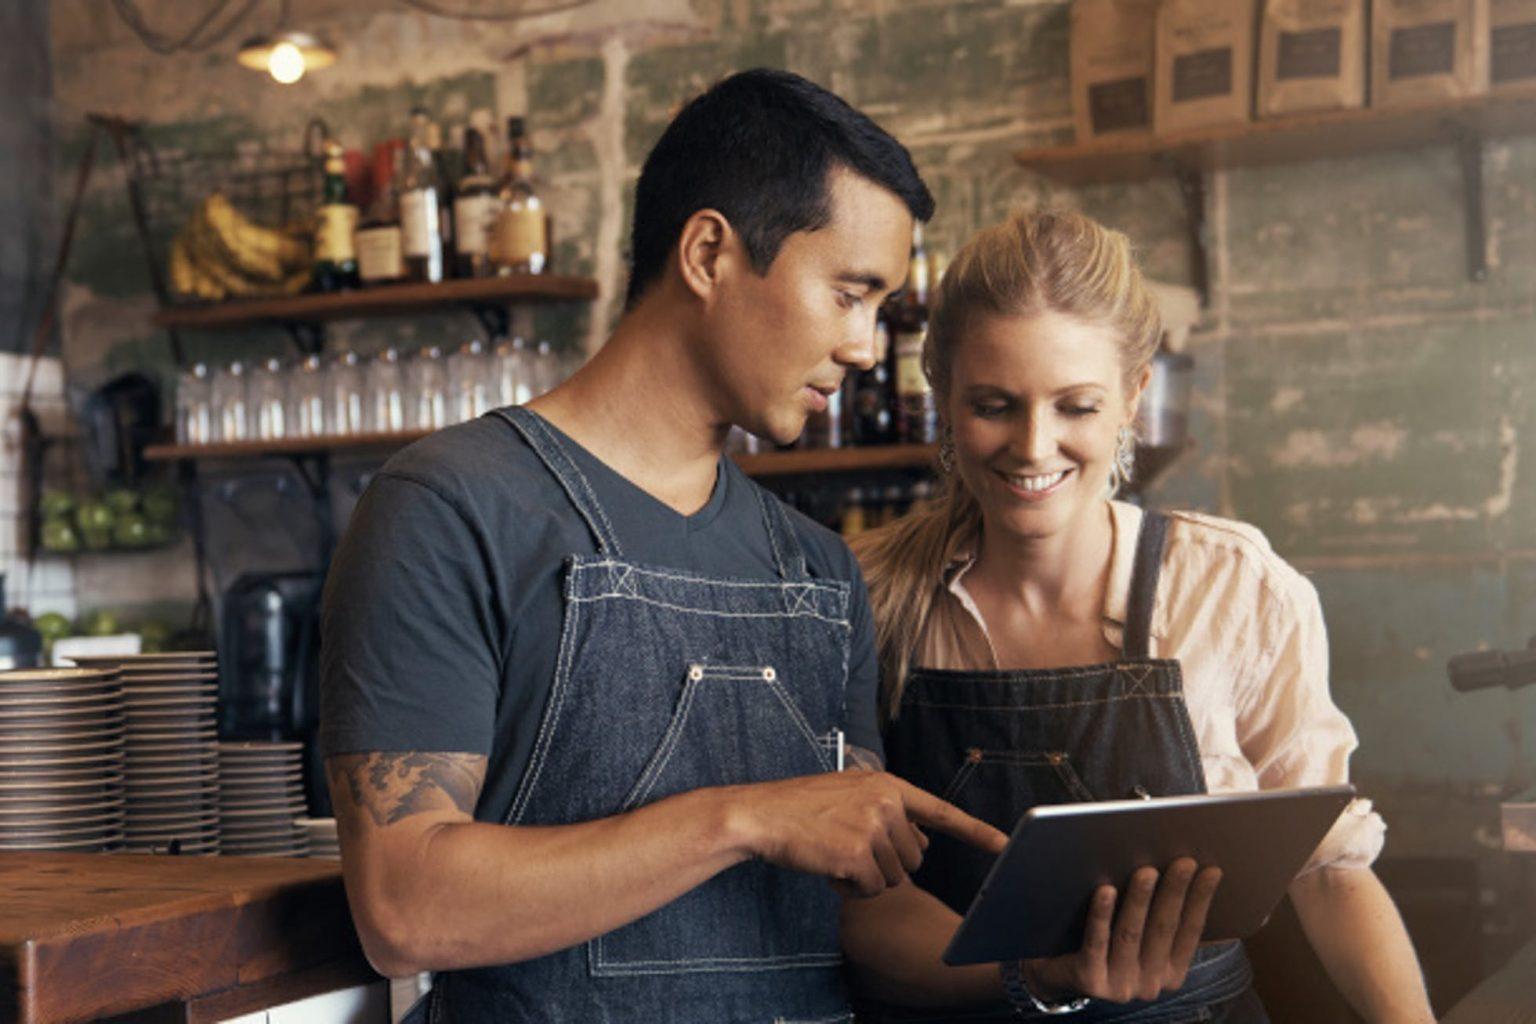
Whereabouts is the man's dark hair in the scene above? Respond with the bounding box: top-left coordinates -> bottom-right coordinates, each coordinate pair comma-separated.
625,67 -> 935,308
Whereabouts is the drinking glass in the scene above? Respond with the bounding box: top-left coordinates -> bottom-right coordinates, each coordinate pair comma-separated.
211,361 -> 250,442
327,350 -> 366,437
176,363 -> 213,445
408,345 -> 449,431
365,348 -> 407,433
250,357 -> 289,441
289,354 -> 328,438
494,335 -> 532,406
449,338 -> 493,423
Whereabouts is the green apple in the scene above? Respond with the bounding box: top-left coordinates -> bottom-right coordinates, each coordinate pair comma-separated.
104,488 -> 140,516
76,500 -> 115,535
112,513 -> 151,549
33,612 -> 72,646
79,609 -> 119,637
40,517 -> 81,554
39,490 -> 74,520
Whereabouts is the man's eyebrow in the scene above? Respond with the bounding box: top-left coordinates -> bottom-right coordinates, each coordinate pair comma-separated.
835,271 -> 889,291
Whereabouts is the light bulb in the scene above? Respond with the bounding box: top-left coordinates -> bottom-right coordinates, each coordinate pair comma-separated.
268,41 -> 305,84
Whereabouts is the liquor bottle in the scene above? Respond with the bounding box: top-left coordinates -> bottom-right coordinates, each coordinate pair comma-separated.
890,224 -> 937,445
400,108 -> 445,283
355,140 -> 405,287
849,315 -> 895,445
490,116 -> 549,275
431,119 -> 459,275
452,127 -> 497,278
313,140 -> 359,292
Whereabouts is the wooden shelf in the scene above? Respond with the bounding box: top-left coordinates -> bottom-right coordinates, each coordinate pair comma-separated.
1014,93 -> 1536,184
152,273 -> 599,331
736,443 -> 937,477
144,431 -> 427,461
145,433 -> 937,477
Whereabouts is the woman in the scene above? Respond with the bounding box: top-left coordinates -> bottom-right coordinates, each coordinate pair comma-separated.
842,210 -> 1433,1022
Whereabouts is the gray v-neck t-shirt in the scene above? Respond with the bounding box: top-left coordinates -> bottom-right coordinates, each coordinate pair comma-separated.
319,411 -> 882,825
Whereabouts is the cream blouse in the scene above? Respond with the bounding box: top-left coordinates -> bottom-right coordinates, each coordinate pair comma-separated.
915,500 -> 1385,873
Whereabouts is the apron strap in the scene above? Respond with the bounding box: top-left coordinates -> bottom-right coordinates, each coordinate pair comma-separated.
752,483 -> 811,582
494,407 -> 624,557
1122,510 -> 1170,660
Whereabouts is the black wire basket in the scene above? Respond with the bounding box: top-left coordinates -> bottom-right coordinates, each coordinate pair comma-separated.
118,119 -> 327,307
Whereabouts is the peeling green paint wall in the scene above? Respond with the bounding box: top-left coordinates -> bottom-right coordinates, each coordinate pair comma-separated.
45,1 -> 1536,855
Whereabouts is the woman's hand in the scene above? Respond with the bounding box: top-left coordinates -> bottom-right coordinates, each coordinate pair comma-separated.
1022,858 -> 1222,1004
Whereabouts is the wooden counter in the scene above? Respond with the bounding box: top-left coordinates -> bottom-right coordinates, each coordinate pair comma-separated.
0,852 -> 378,1023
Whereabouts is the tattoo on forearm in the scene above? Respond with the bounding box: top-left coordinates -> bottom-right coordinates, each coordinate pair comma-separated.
843,744 -> 884,772
328,752 -> 487,827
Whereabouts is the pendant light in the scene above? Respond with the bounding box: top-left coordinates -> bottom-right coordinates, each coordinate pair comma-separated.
236,29 -> 336,84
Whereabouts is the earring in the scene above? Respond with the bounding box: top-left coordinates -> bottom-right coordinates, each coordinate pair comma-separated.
937,429 -> 956,474
1108,424 -> 1136,495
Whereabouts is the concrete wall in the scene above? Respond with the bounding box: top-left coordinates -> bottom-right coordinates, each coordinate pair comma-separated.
43,0 -> 1536,906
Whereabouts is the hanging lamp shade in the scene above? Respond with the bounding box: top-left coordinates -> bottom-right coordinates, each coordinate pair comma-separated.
237,30 -> 337,83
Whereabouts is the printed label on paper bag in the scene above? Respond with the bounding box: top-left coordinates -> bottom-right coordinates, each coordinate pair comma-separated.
1278,27 -> 1344,79
1390,21 -> 1457,79
1089,76 -> 1152,132
1172,47 -> 1235,101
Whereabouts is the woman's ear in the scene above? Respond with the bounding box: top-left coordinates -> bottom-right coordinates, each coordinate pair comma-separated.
676,209 -> 732,303
1125,361 -> 1154,424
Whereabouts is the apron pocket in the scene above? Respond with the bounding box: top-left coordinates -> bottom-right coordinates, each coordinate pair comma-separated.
593,662 -> 842,977
942,748 -> 1096,830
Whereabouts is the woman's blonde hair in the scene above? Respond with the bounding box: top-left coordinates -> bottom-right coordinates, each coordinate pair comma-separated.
851,209 -> 1161,722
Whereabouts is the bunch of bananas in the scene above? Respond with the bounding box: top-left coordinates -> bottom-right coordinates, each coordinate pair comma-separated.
168,192 -> 313,302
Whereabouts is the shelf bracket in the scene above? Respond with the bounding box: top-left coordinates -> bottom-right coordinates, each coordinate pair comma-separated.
1156,155 -> 1212,308
286,452 -> 337,566
282,321 -> 328,357
1455,126 -> 1489,283
468,303 -> 509,342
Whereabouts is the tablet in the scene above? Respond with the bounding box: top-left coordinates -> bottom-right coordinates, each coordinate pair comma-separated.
942,785 -> 1355,965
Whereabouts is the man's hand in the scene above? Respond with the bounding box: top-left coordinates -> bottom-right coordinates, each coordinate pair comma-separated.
725,771 -> 1008,898
1023,859 -> 1222,1004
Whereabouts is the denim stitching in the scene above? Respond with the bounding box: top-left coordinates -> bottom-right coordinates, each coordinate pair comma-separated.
517,410 -> 627,558
574,558 -> 847,595
570,591 -> 850,627
621,672 -> 702,811
908,658 -> 1182,684
496,408 -> 624,557
906,693 -> 1185,712
774,1014 -> 854,1024
763,675 -> 835,772
507,574 -> 585,825
590,950 -> 843,975
755,485 -> 810,582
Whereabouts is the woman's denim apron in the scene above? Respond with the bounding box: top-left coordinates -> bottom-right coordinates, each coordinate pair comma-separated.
426,407 -> 855,1023
865,512 -> 1267,1024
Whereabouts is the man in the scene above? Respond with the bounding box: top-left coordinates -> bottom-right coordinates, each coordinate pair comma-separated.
320,68 -> 1006,1022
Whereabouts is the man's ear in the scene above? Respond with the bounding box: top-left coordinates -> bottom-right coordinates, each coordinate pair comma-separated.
676,209 -> 733,303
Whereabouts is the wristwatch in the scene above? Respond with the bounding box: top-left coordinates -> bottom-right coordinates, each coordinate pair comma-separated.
998,960 -> 1091,1016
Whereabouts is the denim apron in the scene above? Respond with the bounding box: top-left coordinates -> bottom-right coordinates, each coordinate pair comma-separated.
426,407 -> 855,1023
866,512 -> 1266,1024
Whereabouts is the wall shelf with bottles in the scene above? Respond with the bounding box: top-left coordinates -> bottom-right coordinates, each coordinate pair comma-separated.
144,434 -> 937,478
151,273 -> 599,332
1015,93 -> 1536,294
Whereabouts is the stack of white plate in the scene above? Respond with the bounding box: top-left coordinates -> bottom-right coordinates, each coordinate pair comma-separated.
0,667 -> 125,852
68,652 -> 220,855
297,816 -> 340,859
216,741 -> 309,856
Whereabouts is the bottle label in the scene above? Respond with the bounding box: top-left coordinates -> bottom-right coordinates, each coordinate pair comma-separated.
315,204 -> 358,262
356,226 -> 404,281
894,330 -> 930,398
401,190 -> 440,257
454,194 -> 495,256
494,206 -> 548,266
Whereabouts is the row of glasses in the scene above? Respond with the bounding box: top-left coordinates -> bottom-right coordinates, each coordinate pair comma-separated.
175,338 -> 573,445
